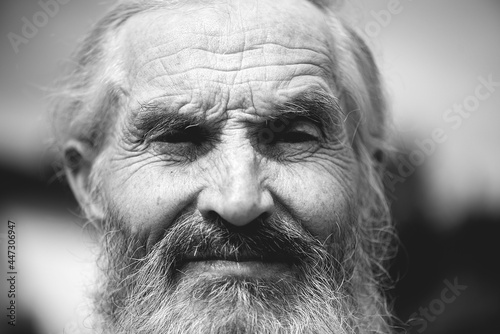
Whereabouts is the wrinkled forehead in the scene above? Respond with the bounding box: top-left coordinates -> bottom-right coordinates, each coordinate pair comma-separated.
115,0 -> 339,113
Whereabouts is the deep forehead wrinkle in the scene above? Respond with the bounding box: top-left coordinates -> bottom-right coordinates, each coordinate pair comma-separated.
133,42 -> 334,82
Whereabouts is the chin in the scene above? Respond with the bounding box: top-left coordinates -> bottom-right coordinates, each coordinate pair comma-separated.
106,273 -> 350,334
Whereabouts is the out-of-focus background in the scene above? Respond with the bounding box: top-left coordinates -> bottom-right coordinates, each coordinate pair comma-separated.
1,0 -> 499,333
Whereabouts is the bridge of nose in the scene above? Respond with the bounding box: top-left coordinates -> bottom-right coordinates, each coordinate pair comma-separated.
197,127 -> 274,226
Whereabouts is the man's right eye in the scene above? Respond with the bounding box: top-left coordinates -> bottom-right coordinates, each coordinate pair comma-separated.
155,126 -> 205,145
147,126 -> 214,160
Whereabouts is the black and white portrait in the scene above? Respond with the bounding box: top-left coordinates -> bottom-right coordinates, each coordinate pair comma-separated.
1,1 -> 499,334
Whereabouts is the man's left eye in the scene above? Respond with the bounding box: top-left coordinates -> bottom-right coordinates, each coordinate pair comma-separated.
256,120 -> 322,160
277,131 -> 318,143
274,122 -> 321,144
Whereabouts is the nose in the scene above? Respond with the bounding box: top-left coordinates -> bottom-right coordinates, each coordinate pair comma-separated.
197,149 -> 274,227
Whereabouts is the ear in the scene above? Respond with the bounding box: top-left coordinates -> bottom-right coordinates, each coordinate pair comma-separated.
63,140 -> 105,221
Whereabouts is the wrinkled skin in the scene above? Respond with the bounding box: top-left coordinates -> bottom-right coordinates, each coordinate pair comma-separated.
60,0 -> 392,333
95,0 -> 360,275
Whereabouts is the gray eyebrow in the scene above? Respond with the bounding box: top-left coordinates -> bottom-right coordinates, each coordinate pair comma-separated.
130,102 -> 211,142
269,90 -> 343,134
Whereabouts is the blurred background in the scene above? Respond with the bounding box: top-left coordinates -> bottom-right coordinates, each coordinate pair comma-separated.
1,0 -> 499,333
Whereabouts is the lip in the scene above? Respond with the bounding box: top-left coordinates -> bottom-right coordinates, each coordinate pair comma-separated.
183,254 -> 288,262
181,248 -> 294,262
179,260 -> 296,279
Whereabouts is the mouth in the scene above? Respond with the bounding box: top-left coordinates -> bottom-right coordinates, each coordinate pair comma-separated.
180,260 -> 295,279
177,253 -> 297,279
183,253 -> 292,263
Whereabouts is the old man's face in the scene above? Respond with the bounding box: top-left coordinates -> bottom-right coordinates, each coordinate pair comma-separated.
103,0 -> 358,247
57,0 -> 392,333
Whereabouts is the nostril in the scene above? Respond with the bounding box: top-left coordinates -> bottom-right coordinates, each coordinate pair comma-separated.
198,193 -> 274,227
204,211 -> 269,234
201,210 -> 219,221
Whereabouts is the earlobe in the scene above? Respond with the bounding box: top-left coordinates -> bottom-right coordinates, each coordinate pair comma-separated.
63,140 -> 105,221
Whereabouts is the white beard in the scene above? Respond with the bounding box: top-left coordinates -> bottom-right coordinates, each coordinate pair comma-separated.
83,211 -> 390,334
106,275 -> 353,334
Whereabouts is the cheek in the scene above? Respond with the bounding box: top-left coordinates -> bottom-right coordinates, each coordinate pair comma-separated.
270,163 -> 358,242
99,156 -> 198,238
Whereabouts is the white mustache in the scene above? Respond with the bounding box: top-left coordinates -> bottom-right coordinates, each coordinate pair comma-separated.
141,211 -> 351,282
